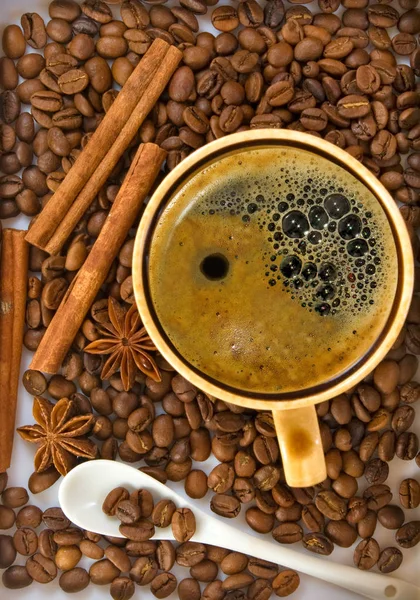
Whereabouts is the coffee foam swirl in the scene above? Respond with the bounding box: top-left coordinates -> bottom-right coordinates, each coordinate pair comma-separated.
149,146 -> 398,394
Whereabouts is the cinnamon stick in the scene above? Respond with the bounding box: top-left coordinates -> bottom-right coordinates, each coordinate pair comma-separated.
0,230 -> 29,472
30,143 -> 166,375
25,38 -> 171,252
44,45 -> 182,256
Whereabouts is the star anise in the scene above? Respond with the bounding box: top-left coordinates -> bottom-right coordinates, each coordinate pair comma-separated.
17,397 -> 97,477
84,297 -> 161,391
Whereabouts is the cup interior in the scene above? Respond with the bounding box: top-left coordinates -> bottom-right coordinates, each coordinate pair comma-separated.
133,131 -> 413,410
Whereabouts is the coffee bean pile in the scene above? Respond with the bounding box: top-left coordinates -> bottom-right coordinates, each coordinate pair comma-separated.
1,0 -> 420,596
102,486 -> 197,543
0,474 -> 302,598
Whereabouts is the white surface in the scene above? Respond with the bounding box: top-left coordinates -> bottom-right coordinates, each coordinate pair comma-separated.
1,1 -> 420,600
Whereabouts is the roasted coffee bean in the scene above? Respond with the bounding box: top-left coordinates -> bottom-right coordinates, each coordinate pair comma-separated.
2,565 -> 33,589
396,521 -> 420,548
354,537 -> 380,570
152,499 -> 176,527
2,486 -> 29,508
13,528 -> 38,556
172,508 -> 196,542
115,500 -> 141,524
325,520 -> 357,547
156,540 -> 175,571
399,478 -> 420,509
396,432 -> 419,460
26,553 -> 57,583
392,406 -> 415,433
1,91 -> 21,124
301,533 -> 334,555
129,556 -> 158,584
119,519 -> 155,541
357,510 -> 377,539
42,507 -> 70,531
150,572 -> 177,598
315,490 -> 347,520
272,522 -> 303,544
378,505 -> 405,529
0,535 -> 17,569
364,484 -> 392,510
110,576 -> 135,600
103,487 -> 130,516
272,570 -> 300,597
2,24 -> 26,59
21,13 -> 47,49
377,547 -> 403,573
365,458 -> 389,484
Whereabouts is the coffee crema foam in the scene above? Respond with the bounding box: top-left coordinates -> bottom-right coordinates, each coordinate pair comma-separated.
149,146 -> 398,394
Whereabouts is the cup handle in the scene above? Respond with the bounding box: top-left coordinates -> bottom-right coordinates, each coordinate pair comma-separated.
273,405 -> 327,488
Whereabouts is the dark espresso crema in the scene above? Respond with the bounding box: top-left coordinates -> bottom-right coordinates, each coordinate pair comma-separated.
148,146 -> 398,394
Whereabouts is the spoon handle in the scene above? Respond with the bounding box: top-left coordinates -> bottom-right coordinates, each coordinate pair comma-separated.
197,517 -> 418,600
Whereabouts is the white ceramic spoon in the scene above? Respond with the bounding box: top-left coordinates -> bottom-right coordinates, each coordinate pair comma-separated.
59,460 -> 419,600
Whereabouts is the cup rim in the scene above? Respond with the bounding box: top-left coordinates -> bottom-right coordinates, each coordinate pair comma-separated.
133,130 -> 414,410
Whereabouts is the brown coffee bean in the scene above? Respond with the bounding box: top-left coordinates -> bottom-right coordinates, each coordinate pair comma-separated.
301,504 -> 325,532
15,505 -> 42,530
115,500 -> 141,524
301,533 -> 334,556
378,547 -> 403,573
2,565 -> 33,589
55,545 -> 82,571
156,540 -> 175,571
399,478 -> 420,509
272,522 -> 303,544
185,470 -> 208,499
364,484 -> 392,510
21,13 -> 47,49
172,508 -> 196,543
396,432 -> 419,460
169,66 -> 195,102
392,406 -> 415,434
365,457 -> 389,485
26,553 -> 57,583
2,486 -> 29,508
211,6 -> 239,32
110,576 -> 135,600
190,559 -> 218,582
89,558 -> 120,585
81,0 -> 112,23
2,25 -> 26,59
326,520 -> 357,548
295,37 -> 324,60
354,537 -> 380,570
13,528 -> 38,556
378,505 -> 405,530
301,107 -> 328,130
150,572 -> 177,598
58,567 -> 90,593
208,463 -> 235,493
176,542 -> 206,567
337,94 -> 370,118
400,381 -> 420,404
120,519 -> 155,541
178,578 -> 201,600
130,556 -> 158,584
315,490 -> 347,520
152,499 -> 176,527
103,487 -> 130,516
396,521 -> 420,548
1,91 -> 21,124
0,535 -> 17,569
272,570 -> 300,596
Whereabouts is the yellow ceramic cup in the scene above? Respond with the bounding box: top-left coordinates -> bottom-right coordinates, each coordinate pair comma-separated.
133,130 -> 413,488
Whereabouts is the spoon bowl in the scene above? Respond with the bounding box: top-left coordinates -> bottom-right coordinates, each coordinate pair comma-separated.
59,460 -> 420,600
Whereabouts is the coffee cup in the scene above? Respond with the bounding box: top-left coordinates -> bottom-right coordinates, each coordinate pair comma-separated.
133,130 -> 413,488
